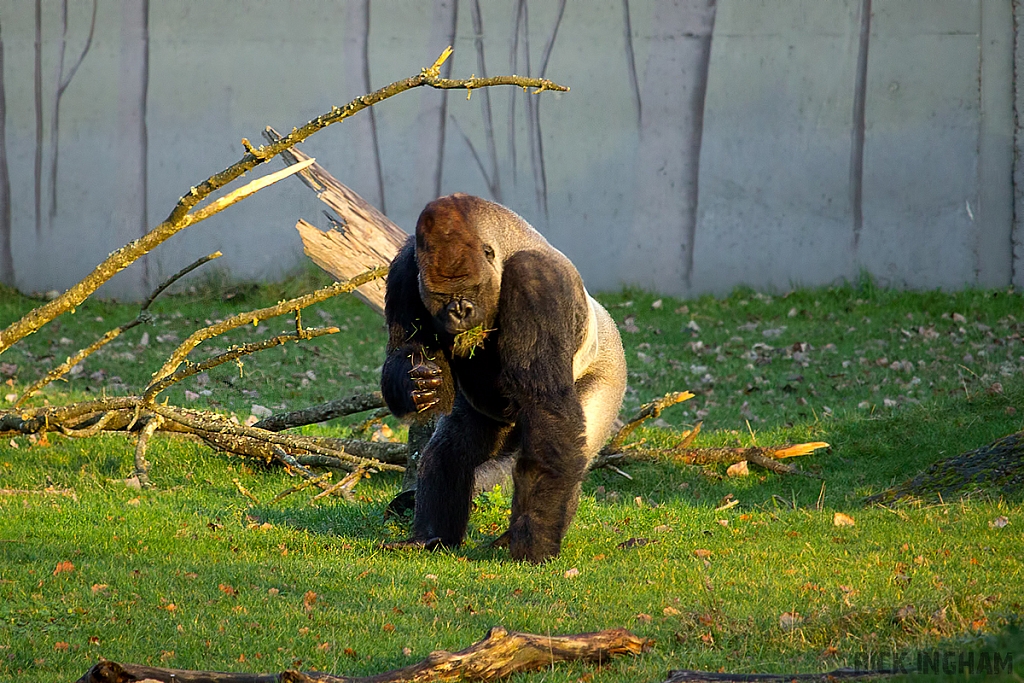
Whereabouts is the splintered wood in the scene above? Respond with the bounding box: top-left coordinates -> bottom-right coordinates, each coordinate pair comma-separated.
265,126 -> 406,316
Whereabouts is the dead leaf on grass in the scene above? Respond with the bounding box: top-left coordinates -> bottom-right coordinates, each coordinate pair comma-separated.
779,612 -> 803,631
726,460 -> 749,477
52,561 -> 74,576
833,512 -> 856,527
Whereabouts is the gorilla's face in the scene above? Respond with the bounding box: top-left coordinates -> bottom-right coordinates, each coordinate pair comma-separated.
415,197 -> 501,336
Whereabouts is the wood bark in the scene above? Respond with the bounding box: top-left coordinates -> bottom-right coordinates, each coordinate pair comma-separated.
865,430 -> 1024,503
75,626 -> 650,683
253,392 -> 386,432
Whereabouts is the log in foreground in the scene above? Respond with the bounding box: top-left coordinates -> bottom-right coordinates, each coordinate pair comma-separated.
663,667 -> 895,682
75,626 -> 651,683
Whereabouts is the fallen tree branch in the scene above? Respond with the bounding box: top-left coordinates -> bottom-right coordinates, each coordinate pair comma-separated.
74,626 -> 649,683
14,251 -> 223,407
253,392 -> 385,432
866,430 -> 1024,503
148,403 -> 402,473
0,47 -> 565,356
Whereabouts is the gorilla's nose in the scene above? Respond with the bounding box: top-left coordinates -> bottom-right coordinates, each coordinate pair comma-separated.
446,299 -> 474,324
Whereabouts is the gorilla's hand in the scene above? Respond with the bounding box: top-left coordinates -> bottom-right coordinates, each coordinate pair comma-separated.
410,353 -> 444,413
382,345 -> 453,419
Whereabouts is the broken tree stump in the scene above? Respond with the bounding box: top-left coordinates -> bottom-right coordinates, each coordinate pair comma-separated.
263,126 -> 406,315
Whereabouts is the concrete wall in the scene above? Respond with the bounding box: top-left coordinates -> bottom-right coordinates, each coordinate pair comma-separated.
0,0 -> 1018,299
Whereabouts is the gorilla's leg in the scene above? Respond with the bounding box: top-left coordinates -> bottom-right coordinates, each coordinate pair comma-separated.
503,400 -> 588,563
413,394 -> 513,547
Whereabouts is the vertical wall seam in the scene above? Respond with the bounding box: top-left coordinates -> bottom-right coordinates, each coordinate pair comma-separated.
622,0 -> 642,127
849,0 -> 872,254
683,0 -> 717,290
34,0 -> 43,237
1012,0 -> 1020,286
0,19 -> 15,286
363,0 -> 387,215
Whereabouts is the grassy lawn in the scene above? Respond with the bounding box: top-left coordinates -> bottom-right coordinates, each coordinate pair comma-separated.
1,271 -> 1022,681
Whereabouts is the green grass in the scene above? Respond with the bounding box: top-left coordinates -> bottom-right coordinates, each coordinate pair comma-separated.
1,273 -> 1023,681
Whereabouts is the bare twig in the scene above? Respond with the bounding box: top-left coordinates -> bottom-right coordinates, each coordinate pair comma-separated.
603,391 -> 695,454
144,325 -> 339,402
142,251 -> 223,310
271,445 -> 331,489
147,266 -> 386,391
232,478 -> 260,504
270,471 -> 333,504
310,467 -> 367,503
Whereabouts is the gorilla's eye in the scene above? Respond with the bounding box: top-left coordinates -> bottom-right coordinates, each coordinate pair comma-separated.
483,245 -> 496,262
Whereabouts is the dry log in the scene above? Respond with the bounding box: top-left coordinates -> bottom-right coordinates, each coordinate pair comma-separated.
865,430 -> 1024,503
75,626 -> 650,683
663,667 -> 894,682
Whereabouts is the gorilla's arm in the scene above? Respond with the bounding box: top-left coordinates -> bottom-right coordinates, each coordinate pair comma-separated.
496,250 -> 590,562
381,237 -> 455,419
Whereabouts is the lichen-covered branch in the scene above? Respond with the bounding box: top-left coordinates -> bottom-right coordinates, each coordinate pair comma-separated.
603,391 -> 695,454
0,48 -> 566,356
15,251 -> 223,407
144,325 -> 339,402
148,267 -> 386,391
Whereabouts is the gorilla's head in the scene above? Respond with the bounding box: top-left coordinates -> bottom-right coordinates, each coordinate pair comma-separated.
415,194 -> 501,336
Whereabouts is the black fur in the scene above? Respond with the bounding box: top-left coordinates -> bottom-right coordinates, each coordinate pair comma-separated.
381,195 -> 612,563
380,238 -> 455,420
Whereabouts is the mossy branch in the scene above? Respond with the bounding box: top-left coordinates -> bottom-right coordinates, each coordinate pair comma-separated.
14,251 -> 223,408
146,266 -> 387,395
0,48 -> 566,356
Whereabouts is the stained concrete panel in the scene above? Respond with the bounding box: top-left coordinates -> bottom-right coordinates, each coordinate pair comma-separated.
691,0 -> 861,295
857,1 -> 981,288
0,0 -> 1017,300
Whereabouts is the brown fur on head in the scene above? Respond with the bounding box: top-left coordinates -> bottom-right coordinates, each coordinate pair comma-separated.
415,194 -> 501,336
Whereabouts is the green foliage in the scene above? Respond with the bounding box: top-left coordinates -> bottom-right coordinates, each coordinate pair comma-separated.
1,278 -> 1023,681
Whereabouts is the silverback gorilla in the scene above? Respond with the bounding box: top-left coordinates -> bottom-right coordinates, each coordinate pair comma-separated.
381,194 -> 626,563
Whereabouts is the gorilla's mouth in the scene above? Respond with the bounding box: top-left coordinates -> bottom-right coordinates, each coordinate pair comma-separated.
452,325 -> 492,358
